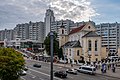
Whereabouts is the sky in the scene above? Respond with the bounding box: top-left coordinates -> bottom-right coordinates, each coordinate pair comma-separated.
0,0 -> 120,30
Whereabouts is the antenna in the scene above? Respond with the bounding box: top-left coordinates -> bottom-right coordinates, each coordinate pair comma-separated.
48,0 -> 51,9
89,16 -> 91,21
49,4 -> 51,9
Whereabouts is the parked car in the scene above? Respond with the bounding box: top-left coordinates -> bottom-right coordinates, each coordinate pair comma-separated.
76,65 -> 96,75
54,70 -> 67,78
66,68 -> 77,75
59,60 -> 67,64
33,64 -> 41,68
23,66 -> 28,71
18,70 -> 27,76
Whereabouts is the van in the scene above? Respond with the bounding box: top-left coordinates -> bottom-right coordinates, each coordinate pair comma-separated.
77,65 -> 96,75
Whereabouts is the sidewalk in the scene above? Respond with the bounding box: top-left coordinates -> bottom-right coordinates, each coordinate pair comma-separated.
96,68 -> 120,79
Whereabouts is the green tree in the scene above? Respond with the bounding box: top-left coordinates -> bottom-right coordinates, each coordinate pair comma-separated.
0,48 -> 25,80
44,32 -> 59,55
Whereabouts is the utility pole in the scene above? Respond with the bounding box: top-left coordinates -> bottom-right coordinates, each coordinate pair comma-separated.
50,32 -> 54,80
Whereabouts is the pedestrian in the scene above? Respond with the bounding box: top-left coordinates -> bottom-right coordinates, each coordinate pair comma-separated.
108,64 -> 110,70
71,64 -> 73,67
111,64 -> 116,73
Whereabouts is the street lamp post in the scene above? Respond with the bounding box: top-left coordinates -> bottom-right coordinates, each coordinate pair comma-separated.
64,46 -> 66,67
50,32 -> 54,80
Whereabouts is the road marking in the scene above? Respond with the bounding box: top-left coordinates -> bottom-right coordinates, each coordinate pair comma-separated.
29,68 -> 63,80
44,66 -> 50,69
69,76 -> 73,79
21,77 -> 26,80
39,77 -> 44,80
27,72 -> 36,78
58,67 -> 62,68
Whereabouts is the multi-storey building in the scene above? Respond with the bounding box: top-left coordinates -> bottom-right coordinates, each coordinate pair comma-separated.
14,21 -> 44,43
96,22 -> 120,54
0,29 -> 14,41
14,23 -> 29,40
44,9 -> 55,37
51,19 -> 74,40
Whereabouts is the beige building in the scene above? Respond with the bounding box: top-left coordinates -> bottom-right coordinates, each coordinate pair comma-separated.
59,21 -> 107,64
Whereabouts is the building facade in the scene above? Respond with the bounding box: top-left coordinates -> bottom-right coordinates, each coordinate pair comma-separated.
96,22 -> 120,54
51,19 -> 75,40
0,29 -> 14,41
59,21 -> 107,63
14,21 -> 45,43
44,9 -> 55,37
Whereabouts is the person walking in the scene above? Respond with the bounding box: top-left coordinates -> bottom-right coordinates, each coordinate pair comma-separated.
111,64 -> 116,73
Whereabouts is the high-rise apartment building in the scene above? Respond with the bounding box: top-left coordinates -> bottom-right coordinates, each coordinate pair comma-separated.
0,29 -> 14,41
44,9 -> 55,37
14,21 -> 45,43
96,22 -> 120,54
14,23 -> 29,40
51,19 -> 74,39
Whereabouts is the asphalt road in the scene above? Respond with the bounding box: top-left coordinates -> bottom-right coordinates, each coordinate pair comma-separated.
21,59 -> 120,80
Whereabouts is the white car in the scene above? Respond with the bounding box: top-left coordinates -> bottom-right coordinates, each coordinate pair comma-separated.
66,68 -> 77,75
76,65 -> 96,75
19,70 -> 27,76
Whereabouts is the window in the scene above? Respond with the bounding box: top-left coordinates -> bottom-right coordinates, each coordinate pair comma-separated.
88,26 -> 90,29
88,40 -> 92,51
62,29 -> 64,34
69,49 -> 71,56
77,50 -> 79,56
95,40 -> 97,51
82,67 -> 92,71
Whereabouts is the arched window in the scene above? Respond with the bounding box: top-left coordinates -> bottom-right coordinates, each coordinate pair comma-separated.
88,40 -> 92,51
62,29 -> 64,34
77,50 -> 79,56
95,40 -> 97,51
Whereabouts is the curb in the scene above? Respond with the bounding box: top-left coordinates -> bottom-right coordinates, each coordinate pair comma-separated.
96,72 -> 120,79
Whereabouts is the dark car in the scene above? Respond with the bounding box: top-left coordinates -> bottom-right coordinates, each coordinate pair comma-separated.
33,64 -> 41,68
66,69 -> 77,75
54,70 -> 67,78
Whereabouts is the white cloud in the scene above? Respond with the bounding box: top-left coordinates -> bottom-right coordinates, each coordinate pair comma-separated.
50,0 -> 99,22
0,0 -> 99,29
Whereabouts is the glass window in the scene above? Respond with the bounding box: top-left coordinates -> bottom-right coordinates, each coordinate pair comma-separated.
88,40 -> 91,51
62,29 -> 64,34
77,50 -> 79,56
82,67 -> 92,71
95,40 -> 97,51
69,49 -> 71,56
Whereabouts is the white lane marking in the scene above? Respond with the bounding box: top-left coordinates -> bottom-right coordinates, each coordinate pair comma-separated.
44,66 -> 50,69
69,76 -> 73,79
39,77 -> 44,80
29,68 -> 63,80
21,77 -> 26,80
27,72 -> 36,78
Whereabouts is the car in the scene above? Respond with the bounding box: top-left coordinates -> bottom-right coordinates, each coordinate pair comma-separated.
54,70 -> 67,78
66,68 -> 77,75
76,65 -> 96,75
59,60 -> 67,64
23,66 -> 28,71
33,64 -> 41,68
18,70 -> 27,76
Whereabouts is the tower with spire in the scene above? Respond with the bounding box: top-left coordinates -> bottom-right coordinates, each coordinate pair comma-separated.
59,21 -> 68,47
